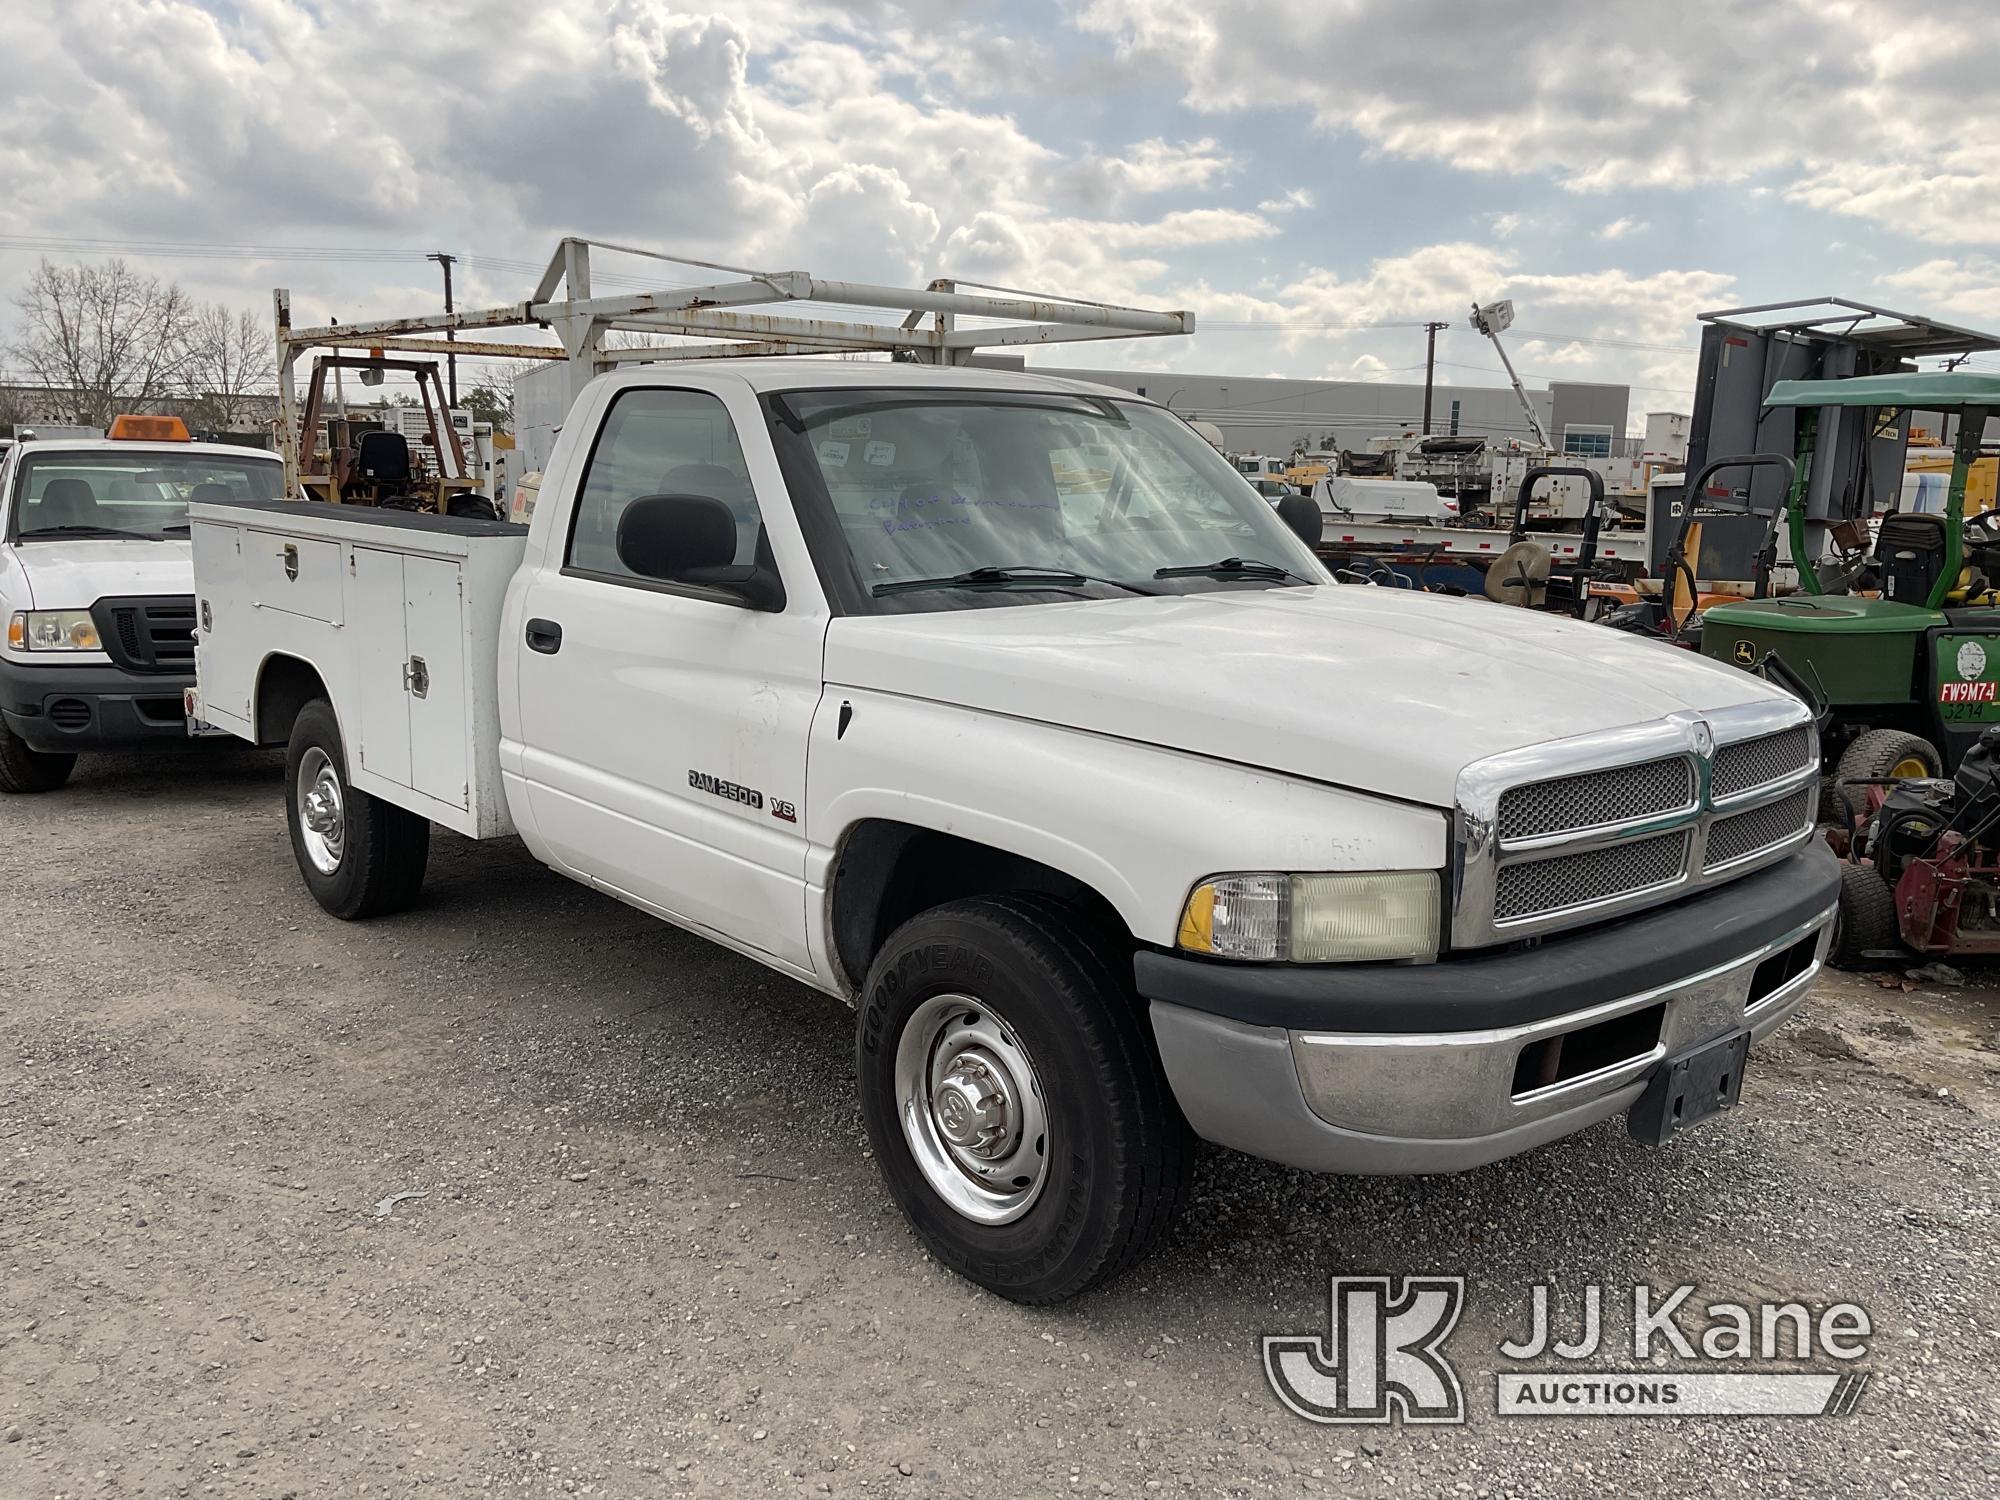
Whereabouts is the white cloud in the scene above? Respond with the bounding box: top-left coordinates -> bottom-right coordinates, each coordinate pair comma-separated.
1786,148 -> 2000,246
1595,216 -> 1645,241
1257,188 -> 1315,213
1161,245 -> 1732,401
0,0 -> 1249,322
1075,0 -> 2000,244
0,0 -> 1765,410
1054,138 -> 1237,216
1099,209 -> 1278,250
1877,258 -> 2000,323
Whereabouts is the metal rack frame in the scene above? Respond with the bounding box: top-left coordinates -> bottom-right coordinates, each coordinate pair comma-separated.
274,236 -> 1195,494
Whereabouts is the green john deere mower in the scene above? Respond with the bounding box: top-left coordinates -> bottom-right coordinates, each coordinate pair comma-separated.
1701,371 -> 2000,789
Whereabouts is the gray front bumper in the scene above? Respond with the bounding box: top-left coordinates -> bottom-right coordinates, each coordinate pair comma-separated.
1150,906 -> 1834,1175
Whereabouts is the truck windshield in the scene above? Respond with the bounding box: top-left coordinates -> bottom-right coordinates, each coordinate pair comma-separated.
776,390 -> 1326,607
12,449 -> 282,540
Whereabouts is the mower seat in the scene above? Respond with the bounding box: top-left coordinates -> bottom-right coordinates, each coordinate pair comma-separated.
1484,540 -> 1550,608
1874,511 -> 1948,605
356,430 -> 413,484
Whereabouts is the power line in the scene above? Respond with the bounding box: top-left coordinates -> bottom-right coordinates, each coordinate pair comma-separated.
1435,360 -> 1693,395
1500,326 -> 1697,354
1201,319 -> 1432,332
0,233 -> 704,296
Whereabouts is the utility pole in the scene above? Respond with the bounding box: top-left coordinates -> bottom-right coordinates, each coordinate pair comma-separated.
1420,320 -> 1450,434
427,252 -> 458,406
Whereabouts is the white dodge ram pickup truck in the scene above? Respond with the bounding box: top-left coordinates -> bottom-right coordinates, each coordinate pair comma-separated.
188,361 -> 1838,1302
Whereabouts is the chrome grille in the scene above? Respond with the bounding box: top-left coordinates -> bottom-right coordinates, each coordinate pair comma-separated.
1497,755 -> 1693,840
1453,704 -> 1818,947
1712,726 -> 1813,800
1704,789 -> 1813,870
1494,832 -> 1689,921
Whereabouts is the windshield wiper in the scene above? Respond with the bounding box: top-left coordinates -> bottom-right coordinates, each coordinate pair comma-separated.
873,565 -> 1156,599
19,525 -> 159,541
1154,556 -> 1315,583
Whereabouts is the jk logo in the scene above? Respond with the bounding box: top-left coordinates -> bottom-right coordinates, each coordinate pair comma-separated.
1263,1276 -> 1466,1425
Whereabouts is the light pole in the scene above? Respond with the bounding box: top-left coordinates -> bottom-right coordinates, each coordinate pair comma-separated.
427,252 -> 459,407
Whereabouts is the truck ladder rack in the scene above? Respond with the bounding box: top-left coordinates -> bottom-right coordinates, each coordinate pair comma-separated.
274,237 -> 1195,496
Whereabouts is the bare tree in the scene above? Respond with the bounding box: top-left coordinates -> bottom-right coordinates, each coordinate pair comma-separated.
460,357 -> 547,431
181,302 -> 275,433
8,258 -> 195,428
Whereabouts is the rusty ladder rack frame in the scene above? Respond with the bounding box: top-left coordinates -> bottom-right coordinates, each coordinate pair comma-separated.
273,236 -> 1195,495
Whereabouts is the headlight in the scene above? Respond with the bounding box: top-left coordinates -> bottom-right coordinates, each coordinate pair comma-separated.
1177,871 -> 1440,963
7,610 -> 102,652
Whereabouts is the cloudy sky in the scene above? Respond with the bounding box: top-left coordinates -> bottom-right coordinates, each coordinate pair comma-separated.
3,0 -> 1997,419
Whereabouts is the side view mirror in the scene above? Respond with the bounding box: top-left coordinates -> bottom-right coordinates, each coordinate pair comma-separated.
615,494 -> 785,610
1275,490 -> 1323,547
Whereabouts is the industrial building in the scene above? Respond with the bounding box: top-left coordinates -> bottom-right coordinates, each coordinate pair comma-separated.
979,358 -> 1634,459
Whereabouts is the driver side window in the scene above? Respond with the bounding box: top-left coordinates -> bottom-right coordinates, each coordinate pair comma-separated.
567,389 -> 762,581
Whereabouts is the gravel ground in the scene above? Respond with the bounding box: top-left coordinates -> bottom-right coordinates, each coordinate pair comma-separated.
2,748 -> 1997,1499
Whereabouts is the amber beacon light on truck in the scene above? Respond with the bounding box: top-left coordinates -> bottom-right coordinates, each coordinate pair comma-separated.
106,414 -> 192,442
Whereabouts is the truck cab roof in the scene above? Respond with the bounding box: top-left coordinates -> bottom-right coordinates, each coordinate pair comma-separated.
607,358 -> 1158,405
9,437 -> 280,462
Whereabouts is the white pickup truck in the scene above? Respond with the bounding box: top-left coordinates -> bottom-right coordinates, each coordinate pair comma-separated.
0,420 -> 283,791
188,361 -> 1838,1303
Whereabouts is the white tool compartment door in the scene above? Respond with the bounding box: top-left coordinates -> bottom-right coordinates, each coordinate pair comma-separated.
403,554 -> 467,809
190,521 -> 248,722
351,547 -> 412,787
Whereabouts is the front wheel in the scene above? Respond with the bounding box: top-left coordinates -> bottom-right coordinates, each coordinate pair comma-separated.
856,895 -> 1194,1303
0,722 -> 75,793
284,698 -> 430,919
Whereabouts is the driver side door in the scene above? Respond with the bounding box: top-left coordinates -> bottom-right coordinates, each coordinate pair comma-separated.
512,383 -> 824,972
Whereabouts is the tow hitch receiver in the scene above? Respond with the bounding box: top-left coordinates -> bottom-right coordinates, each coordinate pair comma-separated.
1627,1029 -> 1750,1145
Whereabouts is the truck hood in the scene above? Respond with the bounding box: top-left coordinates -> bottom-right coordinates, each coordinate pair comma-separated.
12,538 -> 193,609
823,586 -> 1795,808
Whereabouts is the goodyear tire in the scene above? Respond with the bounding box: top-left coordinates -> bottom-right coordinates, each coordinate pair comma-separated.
0,721 -> 75,793
856,895 -> 1194,1304
284,698 -> 430,919
1830,863 -> 1901,969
